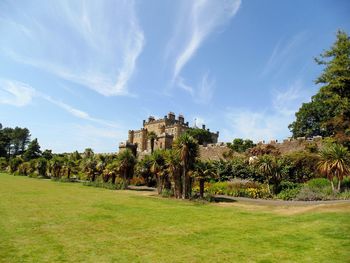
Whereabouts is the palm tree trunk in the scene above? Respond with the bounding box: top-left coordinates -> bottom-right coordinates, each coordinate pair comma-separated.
199,178 -> 204,198
330,180 -> 335,192
123,170 -> 128,189
182,166 -> 186,199
337,179 -> 341,191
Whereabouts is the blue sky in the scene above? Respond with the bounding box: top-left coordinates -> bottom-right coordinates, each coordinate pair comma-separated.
1,0 -> 349,153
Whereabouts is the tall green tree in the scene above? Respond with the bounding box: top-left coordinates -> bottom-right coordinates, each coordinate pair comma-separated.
174,134 -> 199,199
164,150 -> 182,198
118,149 -> 136,188
150,150 -> 166,194
289,30 -> 350,144
23,138 -> 41,161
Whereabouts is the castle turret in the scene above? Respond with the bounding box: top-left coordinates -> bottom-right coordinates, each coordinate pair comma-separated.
168,112 -> 175,121
128,130 -> 134,143
178,114 -> 184,124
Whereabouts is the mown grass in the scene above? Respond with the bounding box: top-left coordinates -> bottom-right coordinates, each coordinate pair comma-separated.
0,173 -> 349,263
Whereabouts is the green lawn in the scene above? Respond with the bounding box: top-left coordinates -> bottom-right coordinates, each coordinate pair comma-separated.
0,173 -> 349,262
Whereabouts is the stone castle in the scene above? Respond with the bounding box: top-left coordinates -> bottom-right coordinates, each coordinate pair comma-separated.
119,112 -> 219,154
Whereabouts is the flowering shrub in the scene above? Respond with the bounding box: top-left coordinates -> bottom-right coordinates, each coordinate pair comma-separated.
200,180 -> 271,199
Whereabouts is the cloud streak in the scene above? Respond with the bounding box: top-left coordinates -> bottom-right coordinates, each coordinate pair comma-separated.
260,32 -> 306,77
166,0 -> 240,104
170,0 -> 241,79
1,0 -> 144,96
0,79 -> 119,128
0,79 -> 35,107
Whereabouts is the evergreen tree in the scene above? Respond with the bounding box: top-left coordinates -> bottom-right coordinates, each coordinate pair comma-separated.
23,138 -> 41,161
289,30 -> 350,146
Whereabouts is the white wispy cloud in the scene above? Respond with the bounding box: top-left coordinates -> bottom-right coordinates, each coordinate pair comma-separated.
40,94 -> 119,128
171,0 -> 241,79
0,79 -> 36,107
166,0 -> 240,103
0,79 -> 119,128
260,32 -> 306,77
223,80 -> 311,142
196,73 -> 215,104
1,0 -> 144,96
177,73 -> 215,104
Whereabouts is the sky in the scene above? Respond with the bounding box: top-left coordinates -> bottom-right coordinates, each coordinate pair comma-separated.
0,0 -> 350,153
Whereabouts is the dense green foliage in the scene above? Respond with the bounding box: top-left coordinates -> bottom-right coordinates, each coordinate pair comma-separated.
0,124 -> 30,157
289,30 -> 350,146
184,128 -> 214,144
227,138 -> 255,153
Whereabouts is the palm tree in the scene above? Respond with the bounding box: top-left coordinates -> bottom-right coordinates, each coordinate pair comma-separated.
150,150 -> 166,194
50,156 -> 63,178
118,149 -> 136,188
255,155 -> 274,194
174,134 -> 199,199
164,150 -> 182,198
104,159 -> 119,184
135,155 -> 153,187
255,155 -> 287,194
36,157 -> 48,177
193,161 -> 215,198
81,155 -> 97,182
148,131 -> 158,153
318,144 -> 350,191
62,156 -> 75,179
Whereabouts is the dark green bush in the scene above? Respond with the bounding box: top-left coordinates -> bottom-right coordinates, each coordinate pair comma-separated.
341,177 -> 350,190
307,178 -> 331,189
0,157 -> 7,171
278,181 -> 301,191
277,188 -> 301,200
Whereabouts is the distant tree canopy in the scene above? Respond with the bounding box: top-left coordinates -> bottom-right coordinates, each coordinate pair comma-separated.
184,128 -> 213,145
289,30 -> 350,147
227,138 -> 255,153
23,138 -> 42,161
0,124 -> 31,157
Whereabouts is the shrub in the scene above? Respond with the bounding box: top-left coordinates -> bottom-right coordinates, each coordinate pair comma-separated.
129,177 -> 146,186
295,186 -> 334,201
283,152 -> 320,183
161,188 -> 173,198
206,180 -> 271,199
307,178 -> 331,189
278,181 -> 301,191
341,177 -> 350,190
337,190 -> 350,200
83,181 -> 122,190
9,157 -> 23,173
0,157 -> 8,171
277,188 -> 301,200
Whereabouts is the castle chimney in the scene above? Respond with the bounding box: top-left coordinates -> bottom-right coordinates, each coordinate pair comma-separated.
168,112 -> 175,120
178,114 -> 184,123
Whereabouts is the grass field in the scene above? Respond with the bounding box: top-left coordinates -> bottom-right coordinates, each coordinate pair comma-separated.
0,173 -> 349,262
